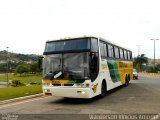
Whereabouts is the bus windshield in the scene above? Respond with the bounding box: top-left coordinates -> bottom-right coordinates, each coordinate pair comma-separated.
43,53 -> 89,80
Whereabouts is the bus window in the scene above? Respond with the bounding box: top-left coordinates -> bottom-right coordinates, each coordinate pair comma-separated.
100,42 -> 107,58
106,44 -> 108,57
100,42 -> 104,57
45,39 -> 90,52
104,44 -> 107,57
114,46 -> 119,58
128,51 -> 132,60
120,48 -> 124,59
108,44 -> 114,58
91,38 -> 98,52
124,50 -> 127,59
127,51 -> 130,60
90,52 -> 99,80
130,52 -> 132,59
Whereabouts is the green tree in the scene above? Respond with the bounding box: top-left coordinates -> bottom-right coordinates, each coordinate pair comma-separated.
0,63 -> 7,72
155,64 -> 160,73
30,62 -> 41,74
134,54 -> 148,72
146,66 -> 154,73
16,64 -> 29,75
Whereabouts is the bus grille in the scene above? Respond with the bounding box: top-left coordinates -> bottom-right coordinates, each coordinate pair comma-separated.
64,84 -> 74,86
52,84 -> 74,86
53,84 -> 61,86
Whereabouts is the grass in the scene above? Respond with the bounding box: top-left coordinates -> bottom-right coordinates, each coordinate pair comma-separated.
0,73 -> 43,101
0,73 -> 42,84
0,85 -> 42,101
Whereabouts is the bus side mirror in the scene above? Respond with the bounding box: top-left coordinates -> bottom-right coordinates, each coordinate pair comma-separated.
38,56 -> 44,70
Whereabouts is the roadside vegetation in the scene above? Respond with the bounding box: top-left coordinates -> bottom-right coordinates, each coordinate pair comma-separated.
0,85 -> 42,101
0,73 -> 42,84
133,54 -> 160,73
0,51 -> 43,101
0,74 -> 43,101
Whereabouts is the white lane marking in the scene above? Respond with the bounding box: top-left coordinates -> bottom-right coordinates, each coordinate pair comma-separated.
0,96 -> 52,109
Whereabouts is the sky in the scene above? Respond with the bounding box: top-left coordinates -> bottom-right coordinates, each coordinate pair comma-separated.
0,0 -> 160,58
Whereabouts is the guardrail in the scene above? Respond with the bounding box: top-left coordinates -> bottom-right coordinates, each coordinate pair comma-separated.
139,72 -> 160,77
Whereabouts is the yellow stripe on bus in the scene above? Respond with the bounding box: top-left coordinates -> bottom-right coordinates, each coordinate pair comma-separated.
43,80 -> 69,84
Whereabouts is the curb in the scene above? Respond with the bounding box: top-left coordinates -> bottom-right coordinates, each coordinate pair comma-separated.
0,93 -> 44,105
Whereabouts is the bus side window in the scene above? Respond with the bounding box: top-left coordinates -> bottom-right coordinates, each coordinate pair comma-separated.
91,38 -> 98,52
124,50 -> 127,60
100,42 -> 107,58
127,51 -> 132,60
104,44 -> 107,57
120,48 -> 124,59
114,46 -> 119,59
127,51 -> 130,60
106,44 -> 108,57
108,44 -> 114,58
100,42 -> 104,57
130,52 -> 132,60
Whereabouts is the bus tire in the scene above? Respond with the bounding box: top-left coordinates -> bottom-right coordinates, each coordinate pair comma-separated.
125,75 -> 129,86
128,74 -> 130,82
100,80 -> 107,98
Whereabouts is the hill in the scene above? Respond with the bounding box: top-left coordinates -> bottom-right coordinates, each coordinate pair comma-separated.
0,51 -> 41,73
0,50 -> 40,63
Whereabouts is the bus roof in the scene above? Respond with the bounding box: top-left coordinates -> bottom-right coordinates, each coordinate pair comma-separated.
47,35 -> 97,41
99,37 -> 131,51
47,35 -> 131,51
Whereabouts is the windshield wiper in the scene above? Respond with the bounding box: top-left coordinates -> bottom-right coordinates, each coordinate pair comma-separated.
54,71 -> 62,79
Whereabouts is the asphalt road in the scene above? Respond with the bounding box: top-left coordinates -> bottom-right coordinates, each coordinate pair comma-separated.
0,75 -> 160,120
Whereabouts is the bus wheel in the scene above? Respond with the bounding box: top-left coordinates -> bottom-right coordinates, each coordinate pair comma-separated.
125,75 -> 129,86
128,75 -> 130,82
100,80 -> 107,97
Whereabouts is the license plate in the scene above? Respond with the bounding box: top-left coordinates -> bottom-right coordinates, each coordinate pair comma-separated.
52,80 -> 60,84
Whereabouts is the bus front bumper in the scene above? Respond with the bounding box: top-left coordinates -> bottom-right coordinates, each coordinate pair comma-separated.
43,86 -> 94,98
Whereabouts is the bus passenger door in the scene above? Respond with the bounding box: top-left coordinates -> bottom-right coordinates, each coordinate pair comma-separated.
89,52 -> 99,81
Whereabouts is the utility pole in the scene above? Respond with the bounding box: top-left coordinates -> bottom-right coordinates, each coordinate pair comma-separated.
150,39 -> 159,73
6,47 -> 9,87
136,45 -> 142,56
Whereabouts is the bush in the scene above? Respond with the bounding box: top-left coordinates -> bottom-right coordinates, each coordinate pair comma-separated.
12,80 -> 25,87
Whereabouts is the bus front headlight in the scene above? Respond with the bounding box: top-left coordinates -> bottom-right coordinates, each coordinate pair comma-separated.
44,89 -> 50,92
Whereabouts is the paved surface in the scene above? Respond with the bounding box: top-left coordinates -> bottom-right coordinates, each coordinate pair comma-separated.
0,75 -> 160,120
0,82 -> 8,88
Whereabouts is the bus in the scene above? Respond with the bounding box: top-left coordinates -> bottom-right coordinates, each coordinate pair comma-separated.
42,36 -> 133,98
